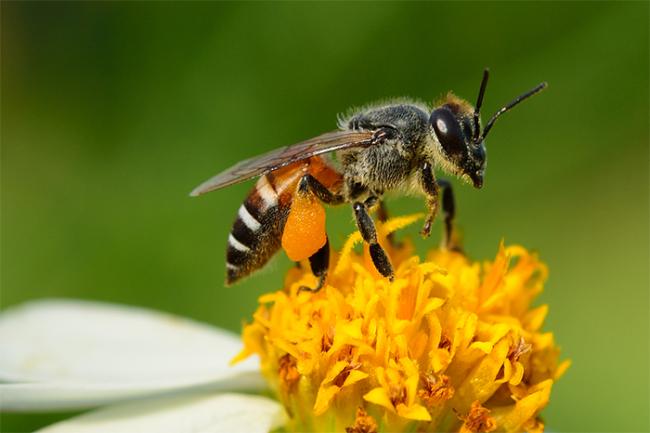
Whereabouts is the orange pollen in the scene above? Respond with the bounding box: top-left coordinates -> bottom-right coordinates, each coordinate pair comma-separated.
345,407 -> 378,433
418,373 -> 455,407
390,386 -> 408,408
321,332 -> 333,353
459,401 -> 497,433
439,334 -> 452,351
278,354 -> 300,391
281,191 -> 327,261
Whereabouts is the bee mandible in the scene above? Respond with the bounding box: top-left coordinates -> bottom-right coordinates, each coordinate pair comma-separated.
191,69 -> 547,292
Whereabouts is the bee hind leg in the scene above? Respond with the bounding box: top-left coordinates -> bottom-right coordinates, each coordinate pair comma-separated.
353,201 -> 394,281
298,236 -> 330,293
295,175 -> 340,293
298,175 -> 344,204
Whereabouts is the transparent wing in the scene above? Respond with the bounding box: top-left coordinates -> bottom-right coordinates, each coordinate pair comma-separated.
190,130 -> 375,196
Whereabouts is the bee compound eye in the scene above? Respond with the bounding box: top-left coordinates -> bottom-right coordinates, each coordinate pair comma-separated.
430,108 -> 466,159
435,117 -> 448,134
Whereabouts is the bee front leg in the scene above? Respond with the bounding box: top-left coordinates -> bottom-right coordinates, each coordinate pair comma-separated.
419,161 -> 439,238
353,201 -> 394,281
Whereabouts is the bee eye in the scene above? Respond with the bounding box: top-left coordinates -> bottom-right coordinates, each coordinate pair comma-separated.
430,108 -> 466,158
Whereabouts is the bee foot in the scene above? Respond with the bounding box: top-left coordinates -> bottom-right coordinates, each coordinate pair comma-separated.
297,272 -> 327,294
298,285 -> 320,294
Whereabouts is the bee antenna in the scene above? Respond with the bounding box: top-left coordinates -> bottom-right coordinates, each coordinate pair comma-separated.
479,81 -> 548,142
473,68 -> 489,143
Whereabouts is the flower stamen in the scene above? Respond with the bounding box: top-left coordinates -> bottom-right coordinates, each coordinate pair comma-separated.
278,353 -> 300,392
459,401 -> 497,433
346,407 -> 378,433
418,373 -> 455,407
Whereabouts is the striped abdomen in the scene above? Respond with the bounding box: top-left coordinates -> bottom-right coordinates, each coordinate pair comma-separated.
225,157 -> 342,285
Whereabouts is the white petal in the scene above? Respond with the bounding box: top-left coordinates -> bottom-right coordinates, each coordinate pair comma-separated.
0,371 -> 265,412
36,392 -> 286,433
0,299 -> 264,411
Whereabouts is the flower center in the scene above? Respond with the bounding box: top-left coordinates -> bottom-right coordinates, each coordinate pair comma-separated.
233,215 -> 570,432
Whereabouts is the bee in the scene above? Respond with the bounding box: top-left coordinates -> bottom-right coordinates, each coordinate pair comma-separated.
191,69 -> 546,292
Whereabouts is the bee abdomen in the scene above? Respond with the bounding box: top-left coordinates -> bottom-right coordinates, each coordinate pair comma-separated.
225,175 -> 290,285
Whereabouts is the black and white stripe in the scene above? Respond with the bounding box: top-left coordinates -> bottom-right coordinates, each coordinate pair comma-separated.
225,174 -> 293,285
256,175 -> 279,211
226,201 -> 258,278
237,203 -> 261,232
225,193 -> 282,283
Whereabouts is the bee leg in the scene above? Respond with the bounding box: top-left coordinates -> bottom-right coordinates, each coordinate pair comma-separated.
419,161 -> 440,238
298,236 -> 330,293
353,201 -> 394,281
436,179 -> 462,252
298,175 -> 344,204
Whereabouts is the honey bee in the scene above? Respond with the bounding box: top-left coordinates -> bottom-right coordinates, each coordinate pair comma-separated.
191,69 -> 546,292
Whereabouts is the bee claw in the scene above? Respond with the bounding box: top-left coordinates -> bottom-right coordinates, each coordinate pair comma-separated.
420,221 -> 432,238
371,126 -> 400,145
371,131 -> 387,145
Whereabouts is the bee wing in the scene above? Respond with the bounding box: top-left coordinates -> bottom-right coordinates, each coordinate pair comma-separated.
190,130 -> 375,196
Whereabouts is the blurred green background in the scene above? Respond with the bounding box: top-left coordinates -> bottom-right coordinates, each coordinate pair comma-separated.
1,2 -> 648,432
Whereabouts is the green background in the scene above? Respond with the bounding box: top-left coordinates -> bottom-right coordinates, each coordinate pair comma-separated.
2,2 -> 648,432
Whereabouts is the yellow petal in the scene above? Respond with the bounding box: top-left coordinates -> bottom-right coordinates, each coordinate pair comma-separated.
333,232 -> 362,276
470,341 -> 495,354
380,213 -> 423,235
313,384 -> 340,415
339,318 -> 364,341
431,348 -> 452,373
510,361 -> 525,386
493,380 -> 552,432
419,261 -> 446,275
258,293 -> 278,304
423,297 -> 445,315
410,331 -> 428,360
322,360 -> 348,385
396,403 -> 432,421
523,305 -> 548,332
343,369 -> 369,387
555,359 -> 572,380
455,337 -> 510,406
364,387 -> 395,412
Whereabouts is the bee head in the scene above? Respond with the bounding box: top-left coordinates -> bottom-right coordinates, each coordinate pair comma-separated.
429,94 -> 486,188
429,69 -> 547,189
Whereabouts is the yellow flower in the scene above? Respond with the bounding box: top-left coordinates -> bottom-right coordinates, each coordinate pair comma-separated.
233,214 -> 570,433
